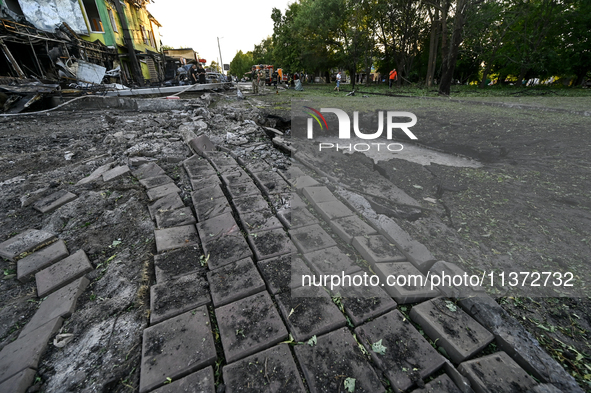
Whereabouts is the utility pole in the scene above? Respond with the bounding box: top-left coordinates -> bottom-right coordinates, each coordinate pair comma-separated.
113,0 -> 144,86
217,37 -> 224,75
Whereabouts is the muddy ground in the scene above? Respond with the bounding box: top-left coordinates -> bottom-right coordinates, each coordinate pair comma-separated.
252,85 -> 591,389
0,85 -> 589,391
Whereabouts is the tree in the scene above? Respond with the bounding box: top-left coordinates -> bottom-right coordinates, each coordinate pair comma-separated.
229,50 -> 253,77
209,61 -> 222,73
271,3 -> 305,72
498,0 -> 562,86
372,0 -> 429,86
558,0 -> 591,85
438,0 -> 485,95
253,37 -> 274,65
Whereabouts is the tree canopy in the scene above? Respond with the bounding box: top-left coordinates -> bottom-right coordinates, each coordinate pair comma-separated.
230,0 -> 591,93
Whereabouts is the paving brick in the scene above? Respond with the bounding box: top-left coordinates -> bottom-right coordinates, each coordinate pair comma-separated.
147,192 -> 185,220
290,224 -> 337,254
154,225 -> 199,253
232,195 -> 269,218
17,239 -> 69,283
139,175 -> 174,189
216,291 -> 287,363
204,151 -> 237,170
410,297 -> 494,364
215,164 -> 242,175
352,235 -> 406,265
284,165 -> 306,182
191,184 -> 226,206
33,190 -> 77,213
331,274 -> 397,326
223,344 -> 306,393
207,257 -> 265,307
314,200 -> 354,222
0,368 -> 36,393
102,165 -> 131,182
190,175 -> 221,190
457,296 -> 582,392
293,327 -> 385,393
0,317 -> 63,384
186,166 -> 219,182
194,197 -> 233,222
253,171 -> 291,196
458,351 -> 536,393
330,215 -> 377,243
202,234 -> 253,270
76,162 -> 113,185
276,285 -> 346,341
153,248 -> 204,284
247,228 -> 293,261
277,207 -> 319,229
293,175 -> 319,190
151,366 -> 214,393
240,210 -> 283,235
374,262 -> 439,304
196,212 -> 239,241
20,277 -> 89,338
188,135 -> 215,155
303,246 -> 361,276
150,272 -> 211,324
132,162 -> 165,179
129,156 -> 156,167
154,206 -> 196,229
355,310 -> 446,391
147,183 -> 181,201
243,160 -> 273,174
412,374 -> 463,393
221,168 -> 251,186
225,181 -> 261,199
429,260 -> 485,298
183,155 -> 214,178
530,384 -> 565,393
140,306 -> 216,393
302,186 -> 336,206
0,229 -> 56,261
258,255 -> 315,294
400,240 -> 437,273
35,250 -> 93,297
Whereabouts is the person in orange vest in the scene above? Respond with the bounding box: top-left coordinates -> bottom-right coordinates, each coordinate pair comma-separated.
389,68 -> 398,88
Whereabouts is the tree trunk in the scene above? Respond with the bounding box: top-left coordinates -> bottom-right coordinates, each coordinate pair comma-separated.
439,1 -> 450,91
350,69 -> 356,90
480,62 -> 491,88
439,0 -> 468,96
426,5 -> 440,88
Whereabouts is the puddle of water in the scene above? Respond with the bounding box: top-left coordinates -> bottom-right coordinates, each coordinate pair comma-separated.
315,137 -> 482,168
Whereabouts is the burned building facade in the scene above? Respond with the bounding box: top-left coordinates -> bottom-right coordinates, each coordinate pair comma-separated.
0,0 -> 163,87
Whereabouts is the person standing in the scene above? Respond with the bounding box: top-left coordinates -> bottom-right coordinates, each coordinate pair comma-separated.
334,71 -> 342,91
189,64 -> 198,84
198,64 -> 206,84
258,69 -> 266,93
389,68 -> 398,88
251,68 -> 259,94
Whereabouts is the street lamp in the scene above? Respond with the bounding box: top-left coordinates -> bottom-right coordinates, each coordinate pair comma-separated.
217,37 -> 224,75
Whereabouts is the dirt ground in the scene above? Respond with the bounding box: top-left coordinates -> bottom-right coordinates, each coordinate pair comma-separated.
0,85 -> 589,391
252,84 -> 591,389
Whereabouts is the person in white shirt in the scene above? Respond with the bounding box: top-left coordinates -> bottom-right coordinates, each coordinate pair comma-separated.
334,71 -> 342,92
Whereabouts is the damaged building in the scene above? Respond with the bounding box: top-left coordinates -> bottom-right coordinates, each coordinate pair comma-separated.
0,0 -> 164,92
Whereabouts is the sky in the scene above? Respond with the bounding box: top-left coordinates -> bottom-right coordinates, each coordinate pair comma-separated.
147,0 -> 293,67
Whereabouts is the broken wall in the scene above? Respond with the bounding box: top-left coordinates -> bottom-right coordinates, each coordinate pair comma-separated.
17,0 -> 88,35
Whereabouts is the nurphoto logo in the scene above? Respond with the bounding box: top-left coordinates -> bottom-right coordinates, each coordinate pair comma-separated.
303,107 -> 418,152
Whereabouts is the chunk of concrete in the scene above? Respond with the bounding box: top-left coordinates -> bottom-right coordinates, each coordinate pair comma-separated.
0,229 -> 56,261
